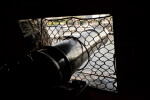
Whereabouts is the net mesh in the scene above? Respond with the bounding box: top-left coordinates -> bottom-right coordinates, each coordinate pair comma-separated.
18,14 -> 117,92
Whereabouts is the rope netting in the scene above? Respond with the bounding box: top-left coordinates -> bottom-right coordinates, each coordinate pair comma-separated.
18,14 -> 117,92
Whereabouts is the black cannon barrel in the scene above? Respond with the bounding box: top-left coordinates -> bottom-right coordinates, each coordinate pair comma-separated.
52,30 -> 108,74
0,30 -> 108,87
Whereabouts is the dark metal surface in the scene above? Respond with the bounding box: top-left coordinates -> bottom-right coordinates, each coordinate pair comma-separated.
52,31 -> 108,74
0,31 -> 107,88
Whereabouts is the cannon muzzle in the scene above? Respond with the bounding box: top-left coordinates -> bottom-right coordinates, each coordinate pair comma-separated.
0,30 -> 108,87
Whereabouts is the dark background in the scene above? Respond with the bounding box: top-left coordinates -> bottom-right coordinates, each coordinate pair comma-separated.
0,0 -> 149,100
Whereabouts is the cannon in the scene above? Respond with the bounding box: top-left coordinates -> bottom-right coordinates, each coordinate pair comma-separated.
0,30 -> 108,91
